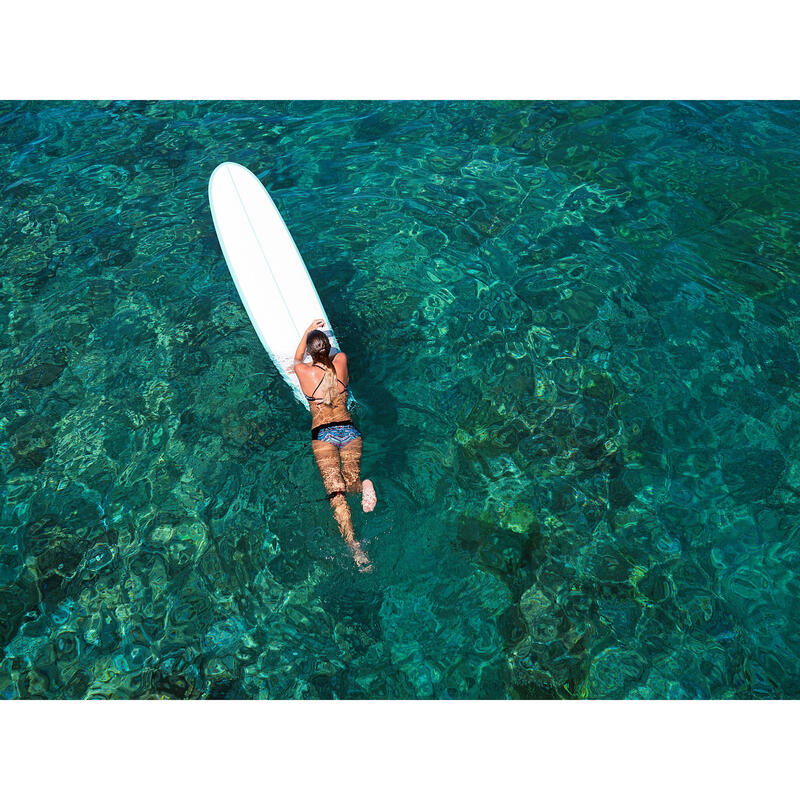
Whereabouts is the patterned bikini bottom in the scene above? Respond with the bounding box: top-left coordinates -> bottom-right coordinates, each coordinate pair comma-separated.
311,421 -> 362,448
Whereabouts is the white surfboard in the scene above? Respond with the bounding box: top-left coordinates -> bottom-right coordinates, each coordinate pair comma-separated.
208,161 -> 340,408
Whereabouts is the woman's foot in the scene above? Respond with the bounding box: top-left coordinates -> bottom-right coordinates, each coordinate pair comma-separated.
361,479 -> 377,513
350,541 -> 372,572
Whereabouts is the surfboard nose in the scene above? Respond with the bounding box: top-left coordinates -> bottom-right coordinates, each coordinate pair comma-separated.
211,161 -> 238,171
209,161 -> 252,187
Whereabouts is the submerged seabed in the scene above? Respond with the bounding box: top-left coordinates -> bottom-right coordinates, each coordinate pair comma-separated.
0,100 -> 799,699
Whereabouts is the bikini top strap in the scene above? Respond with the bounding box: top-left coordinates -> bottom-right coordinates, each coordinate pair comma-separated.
312,363 -> 347,389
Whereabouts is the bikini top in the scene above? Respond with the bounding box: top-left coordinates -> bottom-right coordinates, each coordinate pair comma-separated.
304,363 -> 348,403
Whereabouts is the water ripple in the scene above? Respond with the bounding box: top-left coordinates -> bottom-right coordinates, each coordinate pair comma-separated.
1,101 -> 800,698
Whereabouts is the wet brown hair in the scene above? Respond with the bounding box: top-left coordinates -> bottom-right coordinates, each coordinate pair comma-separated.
306,329 -> 338,406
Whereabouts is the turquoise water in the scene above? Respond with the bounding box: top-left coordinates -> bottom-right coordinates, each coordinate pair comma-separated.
1,100 -> 799,699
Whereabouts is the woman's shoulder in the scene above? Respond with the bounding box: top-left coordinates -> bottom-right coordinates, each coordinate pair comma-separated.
333,351 -> 349,383
334,351 -> 348,372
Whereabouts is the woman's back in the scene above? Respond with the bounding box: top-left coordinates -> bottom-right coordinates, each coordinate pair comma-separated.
301,351 -> 352,428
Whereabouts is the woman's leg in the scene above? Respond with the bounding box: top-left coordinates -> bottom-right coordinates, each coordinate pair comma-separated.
341,437 -> 377,512
312,439 -> 370,568
339,437 -> 363,493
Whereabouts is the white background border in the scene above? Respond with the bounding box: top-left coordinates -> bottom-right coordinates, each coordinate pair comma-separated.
3,0 -> 800,98
1,0 -> 797,794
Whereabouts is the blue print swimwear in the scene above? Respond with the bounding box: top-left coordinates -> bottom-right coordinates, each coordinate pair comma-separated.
311,421 -> 362,448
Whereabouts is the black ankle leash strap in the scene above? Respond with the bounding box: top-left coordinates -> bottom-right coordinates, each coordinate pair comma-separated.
318,489 -> 347,502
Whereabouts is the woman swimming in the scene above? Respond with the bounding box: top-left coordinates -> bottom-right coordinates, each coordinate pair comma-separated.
293,319 -> 377,570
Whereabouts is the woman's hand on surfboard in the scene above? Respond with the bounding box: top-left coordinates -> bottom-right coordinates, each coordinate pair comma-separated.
294,319 -> 326,363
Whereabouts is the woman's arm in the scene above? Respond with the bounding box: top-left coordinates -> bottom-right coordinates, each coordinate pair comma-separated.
293,319 -> 325,364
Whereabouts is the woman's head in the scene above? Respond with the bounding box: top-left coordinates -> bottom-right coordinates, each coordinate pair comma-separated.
306,329 -> 337,406
306,329 -> 331,363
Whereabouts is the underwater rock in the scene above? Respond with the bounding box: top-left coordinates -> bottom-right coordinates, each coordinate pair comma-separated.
721,446 -> 786,502
585,646 -> 649,698
509,575 -> 600,698
23,667 -> 54,698
733,383 -> 774,420
145,656 -> 202,699
18,361 -> 66,389
0,576 -> 40,652
203,654 -> 241,689
378,570 -> 510,698
596,596 -> 641,637
63,669 -> 90,699
629,633 -> 732,699
559,286 -> 603,326
316,577 -> 384,640
519,586 -> 562,643
457,506 -> 541,602
13,328 -> 69,382
25,531 -> 83,602
582,368 -> 617,404
760,334 -> 799,387
22,508 -> 116,607
510,628 -> 589,699
8,413 -> 54,470
508,646 -> 560,699
203,616 -> 249,653
53,630 -> 81,665
608,472 -> 635,510
197,547 -> 239,596
82,543 -> 116,576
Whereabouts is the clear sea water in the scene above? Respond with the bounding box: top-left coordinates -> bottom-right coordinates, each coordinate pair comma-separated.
1,100 -> 799,699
